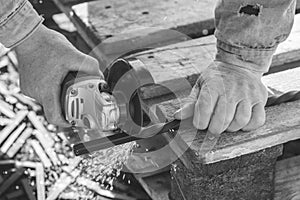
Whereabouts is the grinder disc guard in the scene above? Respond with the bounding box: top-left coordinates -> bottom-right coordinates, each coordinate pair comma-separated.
104,57 -> 155,136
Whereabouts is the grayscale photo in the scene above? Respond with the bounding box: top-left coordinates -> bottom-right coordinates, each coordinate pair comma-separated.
0,0 -> 299,199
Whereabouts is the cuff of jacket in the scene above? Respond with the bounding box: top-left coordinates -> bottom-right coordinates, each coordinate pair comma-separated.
215,40 -> 277,74
0,1 -> 44,49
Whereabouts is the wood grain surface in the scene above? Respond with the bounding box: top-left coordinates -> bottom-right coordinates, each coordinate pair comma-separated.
275,155 -> 300,200
72,0 -> 216,41
69,0 -> 300,45
53,0 -> 300,70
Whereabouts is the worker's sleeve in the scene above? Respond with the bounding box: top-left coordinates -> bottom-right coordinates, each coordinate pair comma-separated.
0,0 -> 44,48
214,0 -> 296,73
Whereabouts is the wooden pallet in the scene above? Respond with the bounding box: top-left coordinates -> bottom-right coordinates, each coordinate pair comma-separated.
55,0 -> 300,44
52,0 -> 300,199
52,0 -> 300,68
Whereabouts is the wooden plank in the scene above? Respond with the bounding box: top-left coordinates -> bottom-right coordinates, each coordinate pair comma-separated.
52,0 -> 192,68
262,67 -> 300,93
129,14 -> 300,99
274,155 -> 300,200
72,0 -> 216,41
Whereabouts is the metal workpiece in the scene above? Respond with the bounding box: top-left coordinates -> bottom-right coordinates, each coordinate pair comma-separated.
73,79 -> 300,156
266,90 -> 300,107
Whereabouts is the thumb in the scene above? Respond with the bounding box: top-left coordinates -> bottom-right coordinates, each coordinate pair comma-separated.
75,54 -> 103,78
174,85 -> 200,120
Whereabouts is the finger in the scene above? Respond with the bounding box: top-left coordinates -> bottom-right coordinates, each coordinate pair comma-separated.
42,87 -> 70,127
221,101 -> 237,132
72,55 -> 103,78
193,85 -> 218,130
174,85 -> 200,120
242,103 -> 266,131
208,96 -> 227,134
226,101 -> 252,132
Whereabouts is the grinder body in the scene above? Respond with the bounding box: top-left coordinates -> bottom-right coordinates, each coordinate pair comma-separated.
61,58 -> 154,136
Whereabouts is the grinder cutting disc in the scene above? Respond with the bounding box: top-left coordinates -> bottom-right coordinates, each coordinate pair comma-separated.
104,57 -> 155,135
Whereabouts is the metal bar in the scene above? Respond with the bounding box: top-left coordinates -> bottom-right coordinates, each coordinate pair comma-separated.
73,90 -> 300,156
33,130 -> 60,166
73,119 -> 180,155
46,169 -> 80,200
0,110 -> 28,145
29,140 -> 52,168
0,99 -> 15,118
27,111 -> 54,147
1,123 -> 26,154
6,128 -> 32,158
36,163 -> 45,200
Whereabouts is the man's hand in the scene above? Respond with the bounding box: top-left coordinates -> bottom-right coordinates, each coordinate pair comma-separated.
174,61 -> 268,136
15,25 -> 103,127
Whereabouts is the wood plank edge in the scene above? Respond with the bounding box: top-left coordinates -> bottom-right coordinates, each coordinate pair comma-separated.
205,124 -> 300,164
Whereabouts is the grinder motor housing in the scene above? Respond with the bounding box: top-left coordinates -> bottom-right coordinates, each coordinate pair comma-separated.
62,57 -> 155,136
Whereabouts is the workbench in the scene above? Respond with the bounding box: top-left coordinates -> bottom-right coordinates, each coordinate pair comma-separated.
51,0 -> 300,199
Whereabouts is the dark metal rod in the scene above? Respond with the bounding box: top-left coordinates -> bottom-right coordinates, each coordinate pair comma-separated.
73,91 -> 300,156
73,119 -> 181,156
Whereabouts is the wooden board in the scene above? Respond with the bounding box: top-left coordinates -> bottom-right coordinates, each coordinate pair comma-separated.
52,0 -> 191,69
71,0 -> 216,43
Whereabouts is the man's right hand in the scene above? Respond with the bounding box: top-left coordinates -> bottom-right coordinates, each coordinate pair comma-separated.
15,25 -> 103,127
